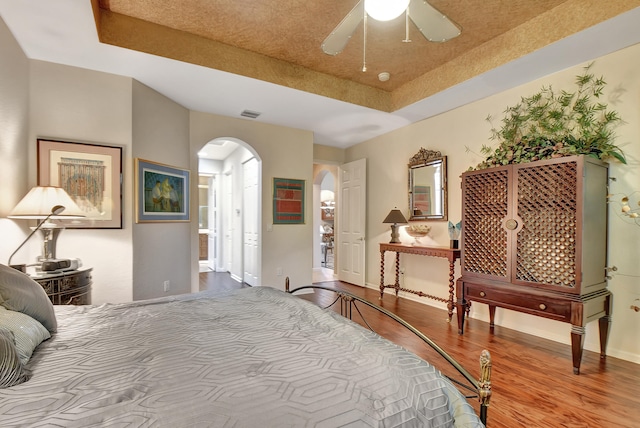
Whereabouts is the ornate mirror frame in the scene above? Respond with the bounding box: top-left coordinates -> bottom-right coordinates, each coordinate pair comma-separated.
408,148 -> 448,221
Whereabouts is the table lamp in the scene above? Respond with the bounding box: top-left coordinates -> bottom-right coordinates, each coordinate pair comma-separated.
7,186 -> 85,269
383,208 -> 407,243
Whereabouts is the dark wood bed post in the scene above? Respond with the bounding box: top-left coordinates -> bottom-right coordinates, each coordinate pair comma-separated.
479,350 -> 492,425
285,277 -> 290,293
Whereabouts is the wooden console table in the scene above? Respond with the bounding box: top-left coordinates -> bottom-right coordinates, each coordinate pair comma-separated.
380,243 -> 460,321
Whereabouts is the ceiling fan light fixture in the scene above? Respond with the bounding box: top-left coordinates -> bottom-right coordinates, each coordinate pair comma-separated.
365,0 -> 410,22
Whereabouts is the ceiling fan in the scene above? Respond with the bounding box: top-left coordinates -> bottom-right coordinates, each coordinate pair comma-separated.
322,0 -> 461,68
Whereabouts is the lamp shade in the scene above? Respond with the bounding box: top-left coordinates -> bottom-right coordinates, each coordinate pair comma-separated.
383,209 -> 407,224
365,0 -> 410,21
8,186 -> 85,219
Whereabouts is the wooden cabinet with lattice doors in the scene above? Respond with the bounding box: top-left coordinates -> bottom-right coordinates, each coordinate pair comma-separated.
456,155 -> 612,374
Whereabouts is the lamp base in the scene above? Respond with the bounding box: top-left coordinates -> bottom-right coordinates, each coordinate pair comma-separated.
389,224 -> 401,243
39,225 -> 63,260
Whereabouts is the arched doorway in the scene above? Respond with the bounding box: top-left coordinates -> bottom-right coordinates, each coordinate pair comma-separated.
313,164 -> 338,283
198,137 -> 262,286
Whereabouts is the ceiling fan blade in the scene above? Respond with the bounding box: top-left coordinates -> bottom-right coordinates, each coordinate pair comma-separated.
408,0 -> 461,42
322,1 -> 364,55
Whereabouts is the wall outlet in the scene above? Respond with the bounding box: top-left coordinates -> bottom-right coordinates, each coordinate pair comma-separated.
163,280 -> 170,292
276,267 -> 283,276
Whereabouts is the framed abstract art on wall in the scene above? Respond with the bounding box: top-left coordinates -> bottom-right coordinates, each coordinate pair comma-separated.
37,138 -> 123,229
273,177 -> 305,224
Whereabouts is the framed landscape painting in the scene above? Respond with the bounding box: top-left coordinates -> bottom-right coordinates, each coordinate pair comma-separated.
273,177 -> 305,224
37,139 -> 123,229
135,158 -> 190,223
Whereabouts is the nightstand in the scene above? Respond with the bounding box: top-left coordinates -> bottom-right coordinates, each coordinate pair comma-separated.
31,267 -> 92,305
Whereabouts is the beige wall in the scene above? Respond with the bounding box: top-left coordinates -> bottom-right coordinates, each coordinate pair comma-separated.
28,61 -> 134,304
0,17 -> 29,259
132,81 -> 191,300
314,144 -> 345,164
346,43 -> 640,363
190,111 -> 314,290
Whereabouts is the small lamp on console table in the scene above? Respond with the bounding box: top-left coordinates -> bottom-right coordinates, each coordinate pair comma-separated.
7,186 -> 85,271
383,208 -> 407,243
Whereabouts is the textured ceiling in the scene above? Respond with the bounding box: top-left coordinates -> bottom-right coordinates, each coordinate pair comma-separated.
95,0 -> 638,112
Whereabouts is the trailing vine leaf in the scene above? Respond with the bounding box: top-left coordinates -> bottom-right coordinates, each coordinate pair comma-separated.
474,62 -> 626,170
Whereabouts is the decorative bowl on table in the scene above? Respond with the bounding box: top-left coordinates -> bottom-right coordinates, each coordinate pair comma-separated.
405,224 -> 431,245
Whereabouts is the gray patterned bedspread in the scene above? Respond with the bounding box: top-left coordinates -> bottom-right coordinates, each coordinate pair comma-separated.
0,286 -> 484,427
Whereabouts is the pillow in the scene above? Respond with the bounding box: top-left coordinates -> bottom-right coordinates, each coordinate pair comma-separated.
0,306 -> 51,365
0,263 -> 57,332
0,328 -> 32,388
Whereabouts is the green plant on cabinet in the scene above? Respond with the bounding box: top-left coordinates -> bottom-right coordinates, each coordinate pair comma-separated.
469,62 -> 627,170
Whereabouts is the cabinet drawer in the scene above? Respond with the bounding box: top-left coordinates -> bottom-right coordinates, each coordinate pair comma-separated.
59,288 -> 91,305
70,270 -> 92,287
55,271 -> 91,291
466,284 -> 571,322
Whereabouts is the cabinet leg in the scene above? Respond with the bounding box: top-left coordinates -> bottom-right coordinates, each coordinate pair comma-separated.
599,293 -> 612,359
456,299 -> 466,334
455,279 -> 466,334
570,325 -> 586,375
488,305 -> 496,329
598,316 -> 611,358
598,316 -> 611,359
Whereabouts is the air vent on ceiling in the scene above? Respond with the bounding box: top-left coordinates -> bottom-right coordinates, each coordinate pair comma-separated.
240,110 -> 261,119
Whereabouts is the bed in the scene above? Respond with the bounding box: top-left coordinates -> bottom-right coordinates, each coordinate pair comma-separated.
0,264 -> 490,427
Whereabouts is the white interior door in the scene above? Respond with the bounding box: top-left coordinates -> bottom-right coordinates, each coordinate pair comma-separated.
338,158 -> 366,286
242,158 -> 259,286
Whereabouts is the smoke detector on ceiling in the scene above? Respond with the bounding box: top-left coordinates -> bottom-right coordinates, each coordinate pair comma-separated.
378,72 -> 390,82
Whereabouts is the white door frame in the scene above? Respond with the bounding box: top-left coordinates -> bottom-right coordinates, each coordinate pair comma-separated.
208,174 -> 217,270
242,158 -> 260,286
223,167 -> 233,274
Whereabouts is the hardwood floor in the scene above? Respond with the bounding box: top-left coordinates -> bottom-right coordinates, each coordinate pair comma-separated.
199,270 -> 249,292
200,272 -> 640,427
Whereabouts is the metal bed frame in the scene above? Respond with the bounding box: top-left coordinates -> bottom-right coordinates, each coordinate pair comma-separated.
286,279 -> 492,426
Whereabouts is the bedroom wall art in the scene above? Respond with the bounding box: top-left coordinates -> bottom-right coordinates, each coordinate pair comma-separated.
135,158 -> 190,223
37,139 -> 123,229
273,177 -> 305,224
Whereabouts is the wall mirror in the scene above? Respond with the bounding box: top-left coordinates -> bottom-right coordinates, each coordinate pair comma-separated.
408,148 -> 447,221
